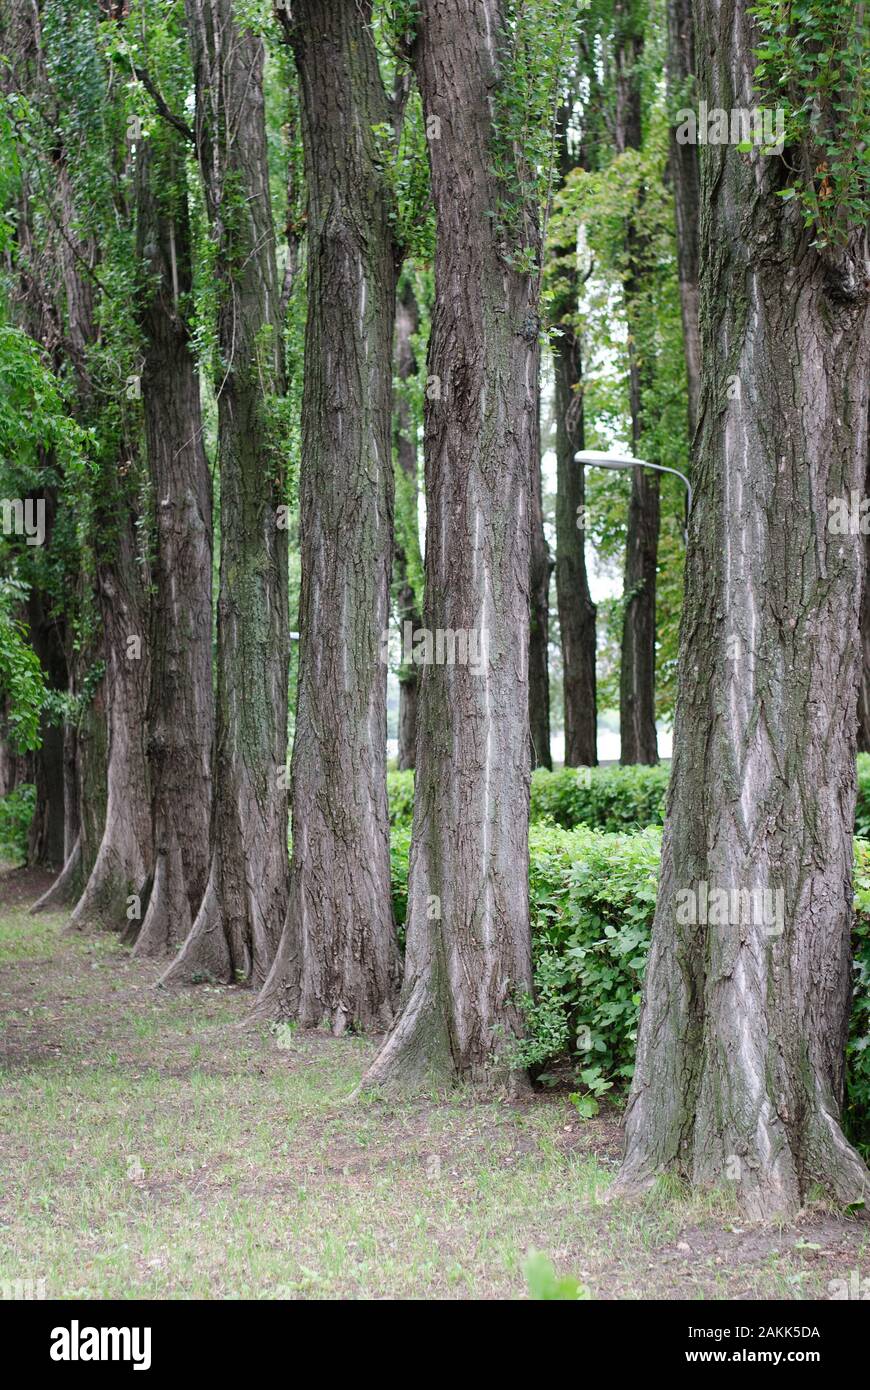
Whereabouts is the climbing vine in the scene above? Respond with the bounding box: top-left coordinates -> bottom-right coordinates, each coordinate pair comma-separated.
750,1 -> 869,247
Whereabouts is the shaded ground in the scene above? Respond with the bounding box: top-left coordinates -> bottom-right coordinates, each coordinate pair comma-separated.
1,865 -> 868,1300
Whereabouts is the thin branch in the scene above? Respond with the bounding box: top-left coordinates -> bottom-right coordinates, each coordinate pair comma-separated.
132,65 -> 195,145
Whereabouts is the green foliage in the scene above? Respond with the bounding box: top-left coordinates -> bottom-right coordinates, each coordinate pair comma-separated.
371,92 -> 434,263
523,1250 -> 590,1300
492,0 -> 583,265
750,1 -> 870,247
387,768 -> 416,828
0,783 -> 36,864
0,583 -> 46,753
508,951 -> 572,1069
389,823 -> 412,947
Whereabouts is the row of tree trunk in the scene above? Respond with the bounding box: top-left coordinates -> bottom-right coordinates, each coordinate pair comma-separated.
6,0 -> 868,1219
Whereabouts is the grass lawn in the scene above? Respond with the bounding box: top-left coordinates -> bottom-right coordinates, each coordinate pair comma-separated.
2,864 -> 869,1300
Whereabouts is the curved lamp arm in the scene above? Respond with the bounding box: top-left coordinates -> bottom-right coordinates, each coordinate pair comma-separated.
574,450 -> 692,543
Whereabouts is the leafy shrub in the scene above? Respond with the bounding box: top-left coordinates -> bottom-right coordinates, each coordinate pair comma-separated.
0,783 -> 35,865
523,1251 -> 590,1301
525,823 -> 660,1097
390,824 -> 411,948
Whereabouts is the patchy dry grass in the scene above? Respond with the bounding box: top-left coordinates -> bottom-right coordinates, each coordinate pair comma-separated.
1,867 -> 869,1299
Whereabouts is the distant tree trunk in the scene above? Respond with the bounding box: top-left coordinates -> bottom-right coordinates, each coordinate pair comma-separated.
0,725 -> 31,798
161,0 -> 289,988
394,276 -> 423,772
255,0 -> 398,1031
131,136 -> 213,958
72,642 -> 107,882
529,376 -> 552,769
552,117 -> 597,767
68,517 -> 152,930
360,0 -> 535,1091
36,622 -> 109,915
616,0 -> 870,1218
616,2 -> 659,767
26,579 -> 66,868
619,468 -> 660,766
666,0 -> 701,438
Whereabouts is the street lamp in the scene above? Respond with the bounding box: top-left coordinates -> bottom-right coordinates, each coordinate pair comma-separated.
574,448 -> 692,543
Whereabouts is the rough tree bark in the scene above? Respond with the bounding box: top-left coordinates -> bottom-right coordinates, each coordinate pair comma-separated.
619,467 -> 660,766
394,276 -> 423,773
360,0 -> 536,1091
161,0 -> 288,987
615,0 -> 870,1219
254,0 -> 398,1031
616,1 -> 659,767
529,376 -> 552,770
666,0 -> 701,438
552,113 -> 597,767
858,450 -> 870,753
131,135 -> 213,958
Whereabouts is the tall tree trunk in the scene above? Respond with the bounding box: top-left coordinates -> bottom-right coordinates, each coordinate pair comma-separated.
255,0 -> 398,1031
26,579 -> 66,868
131,136 -> 213,958
161,0 -> 288,987
360,0 -> 536,1091
394,276 -> 423,773
857,451 -> 870,753
529,376 -> 552,770
666,0 -> 701,438
73,642 -> 107,883
616,1 -> 659,767
619,468 -> 660,765
552,117 -> 597,767
68,516 -> 152,930
615,0 -> 870,1219
54,133 -> 152,930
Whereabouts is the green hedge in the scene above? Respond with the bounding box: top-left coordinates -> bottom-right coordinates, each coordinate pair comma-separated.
529,765 -> 668,831
388,764 -> 670,834
388,770 -> 416,830
393,757 -> 870,837
0,783 -> 35,865
388,824 -> 870,1150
